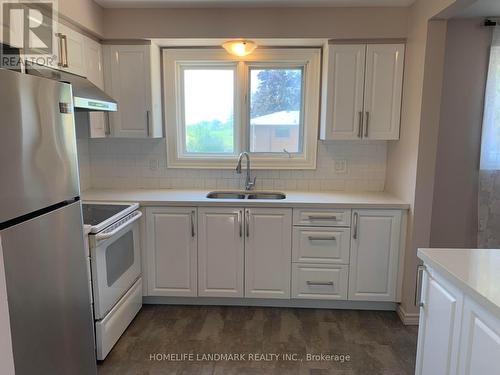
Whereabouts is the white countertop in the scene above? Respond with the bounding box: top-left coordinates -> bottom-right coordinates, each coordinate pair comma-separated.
418,248 -> 500,317
81,189 -> 410,209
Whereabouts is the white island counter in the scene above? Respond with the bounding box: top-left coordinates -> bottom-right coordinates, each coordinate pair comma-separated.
416,248 -> 500,375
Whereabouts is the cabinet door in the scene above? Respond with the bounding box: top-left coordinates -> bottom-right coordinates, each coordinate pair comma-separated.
198,207 -> 244,297
146,207 -> 197,297
104,45 -> 152,138
84,37 -> 107,138
245,208 -> 292,299
416,269 -> 463,375
458,296 -> 500,375
321,44 -> 366,140
348,209 -> 401,301
57,23 -> 86,77
363,44 -> 404,140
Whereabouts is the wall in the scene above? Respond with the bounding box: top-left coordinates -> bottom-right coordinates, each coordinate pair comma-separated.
102,7 -> 409,39
87,139 -> 387,192
58,0 -> 104,37
431,18 -> 491,248
385,0 -> 458,322
80,5 -> 411,193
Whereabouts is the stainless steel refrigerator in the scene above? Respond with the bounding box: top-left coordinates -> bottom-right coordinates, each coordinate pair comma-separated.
0,68 -> 97,374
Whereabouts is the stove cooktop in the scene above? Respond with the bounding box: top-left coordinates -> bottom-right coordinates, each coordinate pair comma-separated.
82,204 -> 131,226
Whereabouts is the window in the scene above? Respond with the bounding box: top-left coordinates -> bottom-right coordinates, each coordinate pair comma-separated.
480,31 -> 500,170
182,67 -> 235,154
163,48 -> 321,169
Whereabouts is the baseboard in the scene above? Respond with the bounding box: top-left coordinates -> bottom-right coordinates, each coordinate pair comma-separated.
396,304 -> 420,325
143,296 -> 398,311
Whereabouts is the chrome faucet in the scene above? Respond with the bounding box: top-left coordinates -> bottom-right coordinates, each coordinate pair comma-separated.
236,152 -> 256,191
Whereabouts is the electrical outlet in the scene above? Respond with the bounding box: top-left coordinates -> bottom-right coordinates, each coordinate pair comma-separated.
333,159 -> 347,174
149,159 -> 160,171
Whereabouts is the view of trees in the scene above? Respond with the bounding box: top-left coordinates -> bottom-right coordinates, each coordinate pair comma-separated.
250,69 -> 302,118
186,119 -> 234,153
186,69 -> 302,153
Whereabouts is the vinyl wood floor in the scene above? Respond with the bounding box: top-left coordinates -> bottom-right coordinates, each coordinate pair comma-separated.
97,305 -> 418,375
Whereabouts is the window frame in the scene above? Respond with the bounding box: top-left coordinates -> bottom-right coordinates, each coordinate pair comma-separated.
163,48 -> 321,169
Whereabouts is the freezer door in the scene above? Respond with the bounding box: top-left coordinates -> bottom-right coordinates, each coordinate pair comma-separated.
0,201 -> 97,375
0,69 -> 80,224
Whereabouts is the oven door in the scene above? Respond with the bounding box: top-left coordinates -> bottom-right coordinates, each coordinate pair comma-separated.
90,211 -> 142,320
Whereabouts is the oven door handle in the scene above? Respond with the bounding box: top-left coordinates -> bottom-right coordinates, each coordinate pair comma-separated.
94,211 -> 142,241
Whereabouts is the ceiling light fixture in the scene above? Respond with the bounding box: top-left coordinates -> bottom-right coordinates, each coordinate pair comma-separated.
222,40 -> 258,57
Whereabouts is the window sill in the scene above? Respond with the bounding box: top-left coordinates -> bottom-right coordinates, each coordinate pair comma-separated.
166,156 -> 317,170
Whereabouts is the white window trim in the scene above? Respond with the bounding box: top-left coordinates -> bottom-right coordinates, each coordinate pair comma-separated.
163,48 -> 321,169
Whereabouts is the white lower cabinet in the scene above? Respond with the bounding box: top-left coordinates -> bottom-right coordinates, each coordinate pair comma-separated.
245,208 -> 292,299
143,205 -> 405,305
292,226 -> 350,264
198,207 -> 244,297
415,269 -> 463,375
348,209 -> 401,301
416,265 -> 500,375
292,264 -> 348,300
458,296 -> 500,375
146,207 -> 197,297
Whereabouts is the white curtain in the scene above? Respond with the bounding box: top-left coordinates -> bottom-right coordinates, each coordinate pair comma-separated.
480,27 -> 500,169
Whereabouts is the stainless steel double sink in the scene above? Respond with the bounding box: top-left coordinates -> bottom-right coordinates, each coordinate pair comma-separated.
206,191 -> 286,200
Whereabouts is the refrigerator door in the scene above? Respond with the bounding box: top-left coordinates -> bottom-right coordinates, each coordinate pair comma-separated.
0,201 -> 97,375
0,69 -> 80,225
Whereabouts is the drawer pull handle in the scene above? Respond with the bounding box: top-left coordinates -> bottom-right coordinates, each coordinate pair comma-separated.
308,216 -> 338,221
308,236 -> 336,241
307,281 -> 334,287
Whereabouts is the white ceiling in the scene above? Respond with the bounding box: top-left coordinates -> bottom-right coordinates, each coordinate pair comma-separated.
458,0 -> 500,17
95,0 -> 415,8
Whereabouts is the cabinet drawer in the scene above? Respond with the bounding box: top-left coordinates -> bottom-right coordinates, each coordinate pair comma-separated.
293,209 -> 351,227
292,227 -> 350,264
292,264 -> 348,300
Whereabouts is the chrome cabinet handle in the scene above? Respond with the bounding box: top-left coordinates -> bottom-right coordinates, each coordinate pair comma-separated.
353,212 -> 358,239
358,111 -> 363,138
245,210 -> 250,238
190,210 -> 195,237
308,236 -> 336,241
415,264 -> 426,307
56,33 -> 63,67
146,110 -> 151,137
238,210 -> 242,238
365,111 -> 369,138
308,215 -> 337,221
58,34 -> 69,68
307,281 -> 334,286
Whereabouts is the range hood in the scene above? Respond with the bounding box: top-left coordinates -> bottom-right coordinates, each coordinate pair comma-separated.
25,62 -> 117,112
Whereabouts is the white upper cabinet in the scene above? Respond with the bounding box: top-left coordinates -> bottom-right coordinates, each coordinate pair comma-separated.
320,45 -> 366,140
415,269 -> 463,375
244,208 -> 292,299
84,37 -> 104,88
103,44 -> 163,138
363,44 -> 405,140
56,23 -> 86,77
83,37 -> 107,138
321,43 -> 404,141
146,207 -> 197,297
198,207 -> 244,297
348,209 -> 402,301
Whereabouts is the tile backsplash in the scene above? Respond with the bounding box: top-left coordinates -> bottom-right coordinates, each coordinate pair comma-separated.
81,138 -> 387,192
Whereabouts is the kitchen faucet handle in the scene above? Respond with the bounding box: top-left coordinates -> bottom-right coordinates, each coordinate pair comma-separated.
250,176 -> 257,189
